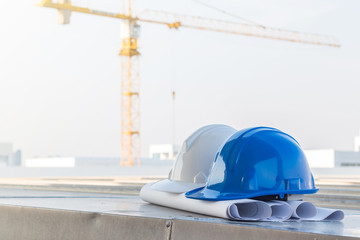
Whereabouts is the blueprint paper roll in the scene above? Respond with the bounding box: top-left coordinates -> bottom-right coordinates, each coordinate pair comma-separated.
266,201 -> 292,221
287,201 -> 344,221
227,201 -> 271,220
287,200 -> 317,219
140,183 -> 271,221
141,183 -> 344,222
306,207 -> 344,221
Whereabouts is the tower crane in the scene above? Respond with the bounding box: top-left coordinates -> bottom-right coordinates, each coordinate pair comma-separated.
38,0 -> 339,166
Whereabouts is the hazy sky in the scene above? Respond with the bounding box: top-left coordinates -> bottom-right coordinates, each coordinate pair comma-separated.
0,0 -> 359,159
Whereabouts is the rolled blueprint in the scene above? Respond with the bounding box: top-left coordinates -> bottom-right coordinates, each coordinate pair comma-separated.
141,183 -> 273,221
287,201 -> 344,221
287,200 -> 317,219
266,201 -> 292,221
311,207 -> 344,221
141,183 -> 344,221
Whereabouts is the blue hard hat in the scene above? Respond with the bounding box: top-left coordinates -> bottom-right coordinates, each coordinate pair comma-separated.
185,127 -> 318,201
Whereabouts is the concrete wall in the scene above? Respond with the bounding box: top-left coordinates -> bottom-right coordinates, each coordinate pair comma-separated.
149,144 -> 179,160
305,149 -> 360,168
75,157 -> 120,167
304,149 -> 335,168
25,157 -> 75,168
23,157 -> 174,169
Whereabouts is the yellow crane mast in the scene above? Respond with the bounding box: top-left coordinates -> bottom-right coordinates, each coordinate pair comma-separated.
38,0 -> 339,166
118,1 -> 141,166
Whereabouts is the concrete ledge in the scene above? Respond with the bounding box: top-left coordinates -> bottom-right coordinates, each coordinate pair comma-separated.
1,176 -> 360,210
0,188 -> 358,240
171,219 -> 357,240
0,205 -> 170,240
0,204 -> 358,240
0,183 -> 142,195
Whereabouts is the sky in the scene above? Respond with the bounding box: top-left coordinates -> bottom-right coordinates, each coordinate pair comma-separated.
0,0 -> 359,159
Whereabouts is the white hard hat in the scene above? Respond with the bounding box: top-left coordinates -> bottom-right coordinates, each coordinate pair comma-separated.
151,124 -> 237,193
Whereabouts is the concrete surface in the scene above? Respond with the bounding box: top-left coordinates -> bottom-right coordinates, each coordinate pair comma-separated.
0,176 -> 157,194
0,162 -> 172,178
0,167 -> 359,239
0,175 -> 360,210
0,188 -> 359,240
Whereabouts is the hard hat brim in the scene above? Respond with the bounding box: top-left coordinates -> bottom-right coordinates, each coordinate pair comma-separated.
150,179 -> 205,193
185,187 -> 319,201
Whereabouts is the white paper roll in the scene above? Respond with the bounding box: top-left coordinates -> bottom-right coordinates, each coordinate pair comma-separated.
140,183 -> 272,220
287,200 -> 317,219
266,201 -> 292,221
307,207 -> 344,221
140,183 -> 344,222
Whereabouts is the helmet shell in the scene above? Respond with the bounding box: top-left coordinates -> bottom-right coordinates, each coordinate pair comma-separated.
186,127 -> 318,200
151,124 -> 237,193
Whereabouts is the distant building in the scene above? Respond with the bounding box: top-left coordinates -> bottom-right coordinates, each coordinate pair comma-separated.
12,150 -> 22,166
0,143 -> 13,166
0,143 -> 22,166
148,144 -> 179,160
355,130 -> 360,152
304,149 -> 360,168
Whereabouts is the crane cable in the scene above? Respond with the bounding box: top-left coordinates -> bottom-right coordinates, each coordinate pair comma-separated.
191,0 -> 266,28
